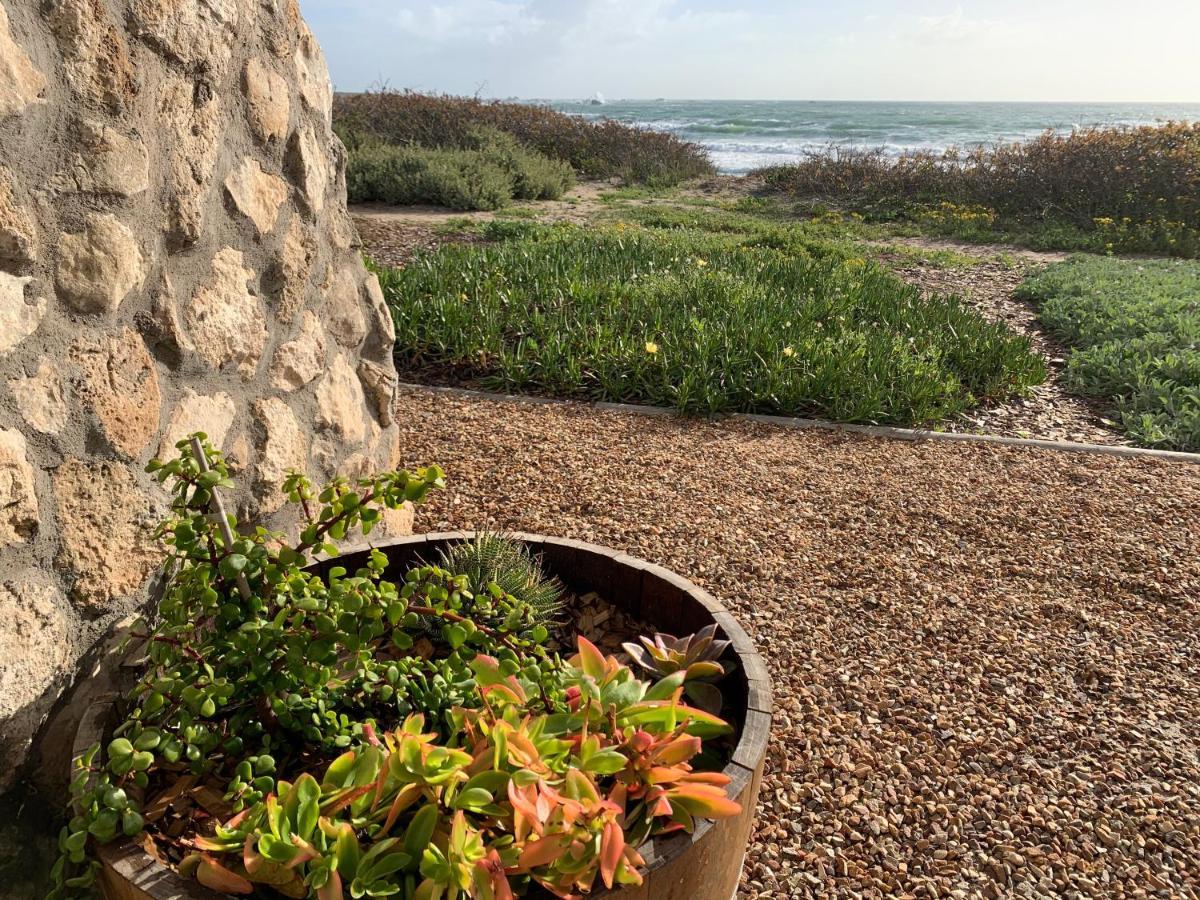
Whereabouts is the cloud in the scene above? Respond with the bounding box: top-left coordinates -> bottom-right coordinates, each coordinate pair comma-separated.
913,5 -> 1005,43
394,0 -> 544,45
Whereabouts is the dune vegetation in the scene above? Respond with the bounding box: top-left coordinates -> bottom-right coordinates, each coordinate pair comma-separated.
335,90 -> 714,210
756,123 -> 1200,258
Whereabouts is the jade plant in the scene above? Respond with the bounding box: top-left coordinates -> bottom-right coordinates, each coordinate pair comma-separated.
49,436 -> 740,900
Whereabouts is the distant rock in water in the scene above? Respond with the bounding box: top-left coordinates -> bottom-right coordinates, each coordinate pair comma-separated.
590,92 -> 606,106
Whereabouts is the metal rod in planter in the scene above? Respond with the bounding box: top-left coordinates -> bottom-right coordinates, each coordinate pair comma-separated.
189,436 -> 252,601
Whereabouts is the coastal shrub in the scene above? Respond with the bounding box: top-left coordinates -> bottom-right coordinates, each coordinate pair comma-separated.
51,440 -> 740,899
1017,256 -> 1200,450
379,224 -> 1045,426
336,90 -> 715,185
755,123 -> 1200,257
346,128 -> 573,210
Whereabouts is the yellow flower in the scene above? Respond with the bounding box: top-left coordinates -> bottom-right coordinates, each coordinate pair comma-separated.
696,258 -> 708,267
782,346 -> 795,358
645,342 -> 659,355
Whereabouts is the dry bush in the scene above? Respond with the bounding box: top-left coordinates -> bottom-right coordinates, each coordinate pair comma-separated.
335,90 -> 714,186
758,124 -> 1200,256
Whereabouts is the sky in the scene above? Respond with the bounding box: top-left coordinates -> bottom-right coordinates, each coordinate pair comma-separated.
299,1 -> 1200,102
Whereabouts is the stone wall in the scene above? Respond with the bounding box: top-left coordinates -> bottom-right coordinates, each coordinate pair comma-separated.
0,0 -> 406,792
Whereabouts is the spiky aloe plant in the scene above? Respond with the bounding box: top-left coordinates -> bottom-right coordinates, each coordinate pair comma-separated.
437,533 -> 565,630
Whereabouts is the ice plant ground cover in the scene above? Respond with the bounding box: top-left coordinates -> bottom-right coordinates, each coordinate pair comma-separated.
1017,255 -> 1200,450
379,223 -> 1045,427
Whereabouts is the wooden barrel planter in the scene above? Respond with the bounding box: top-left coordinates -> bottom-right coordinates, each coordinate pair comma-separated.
76,533 -> 772,900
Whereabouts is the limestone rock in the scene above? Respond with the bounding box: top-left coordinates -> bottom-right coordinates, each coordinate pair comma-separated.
56,214 -> 145,314
358,359 -> 397,427
46,0 -> 136,112
294,22 -> 332,120
9,359 -> 69,435
289,125 -> 330,214
329,207 -> 359,252
315,353 -> 367,444
269,310 -> 326,390
324,266 -> 367,348
362,272 -> 396,362
0,1 -> 46,119
253,397 -> 307,511
0,428 -> 37,546
0,165 -> 37,267
130,0 -> 239,69
72,328 -> 162,459
225,430 -> 251,475
139,276 -> 194,366
378,503 -> 414,538
72,120 -> 149,196
157,389 -> 235,459
53,458 -> 159,611
185,248 -> 268,379
0,573 -> 74,793
226,157 -> 288,235
244,57 -> 290,143
158,72 -> 221,248
270,216 -> 315,322
0,272 -> 45,355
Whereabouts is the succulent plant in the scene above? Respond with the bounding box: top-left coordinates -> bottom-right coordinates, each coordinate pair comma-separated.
180,638 -> 738,899
436,532 -> 565,630
622,624 -> 732,715
50,437 -> 742,900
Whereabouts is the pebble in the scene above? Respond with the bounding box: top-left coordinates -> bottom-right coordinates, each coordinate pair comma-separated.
394,370 -> 1200,898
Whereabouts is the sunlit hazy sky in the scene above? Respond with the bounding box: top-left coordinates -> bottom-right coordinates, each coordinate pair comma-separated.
300,1 -> 1200,102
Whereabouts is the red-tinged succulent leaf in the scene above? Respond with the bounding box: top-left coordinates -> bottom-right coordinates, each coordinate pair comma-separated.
652,734 -> 703,766
381,782 -> 424,835
191,835 -> 241,852
685,661 -> 725,681
196,855 -> 254,894
321,783 -> 374,817
470,654 -> 505,686
669,783 -> 743,819
573,636 -> 608,680
473,849 -> 515,900
678,771 -> 732,786
564,768 -> 601,804
286,834 -> 319,869
242,835 -> 303,888
518,835 -> 569,870
599,821 -> 624,889
315,867 -> 344,900
178,853 -> 203,878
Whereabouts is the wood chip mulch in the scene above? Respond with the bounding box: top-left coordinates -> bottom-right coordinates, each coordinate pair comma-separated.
396,386 -> 1200,899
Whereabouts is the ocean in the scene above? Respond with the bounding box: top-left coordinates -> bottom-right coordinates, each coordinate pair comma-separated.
544,100 -> 1200,175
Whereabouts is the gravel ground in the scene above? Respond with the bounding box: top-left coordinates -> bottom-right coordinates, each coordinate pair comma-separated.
876,247 -> 1124,447
395,386 -> 1200,899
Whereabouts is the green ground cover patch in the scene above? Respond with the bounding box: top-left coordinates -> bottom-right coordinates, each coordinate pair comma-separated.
1018,256 -> 1200,450
345,127 -> 574,211
379,224 -> 1044,426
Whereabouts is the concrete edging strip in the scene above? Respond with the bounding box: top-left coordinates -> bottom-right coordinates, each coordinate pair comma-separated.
401,382 -> 1200,466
